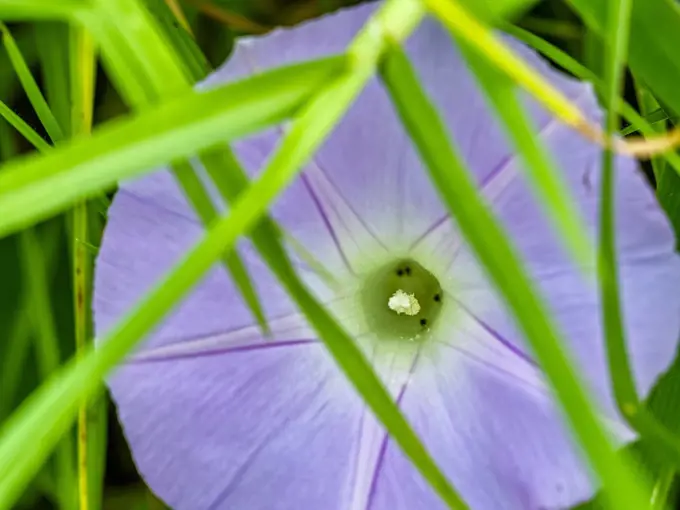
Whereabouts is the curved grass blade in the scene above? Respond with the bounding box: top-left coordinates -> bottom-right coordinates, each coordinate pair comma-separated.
379,43 -> 650,509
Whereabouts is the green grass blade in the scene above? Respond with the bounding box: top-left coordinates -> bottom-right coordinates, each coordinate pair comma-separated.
0,22 -> 64,142
598,0 -> 680,469
379,44 -> 650,509
143,0 -> 211,81
566,0 -> 680,120
620,108 -> 670,137
0,1 -> 86,20
19,228 -> 77,510
172,160 -> 270,334
35,22 -> 72,137
0,56 -> 345,238
69,22 -> 104,510
0,100 -> 52,152
459,42 -> 594,272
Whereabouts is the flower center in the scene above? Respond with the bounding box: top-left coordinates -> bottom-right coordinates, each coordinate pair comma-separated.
360,258 -> 444,341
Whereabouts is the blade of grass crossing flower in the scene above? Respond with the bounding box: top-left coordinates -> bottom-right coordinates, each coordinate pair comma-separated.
379,44 -> 651,509
0,57 -> 346,238
598,0 -> 680,468
190,2 -> 467,504
200,144 -> 340,291
19,228 -> 77,510
172,159 -> 270,334
458,42 -> 594,272
81,0 -> 272,333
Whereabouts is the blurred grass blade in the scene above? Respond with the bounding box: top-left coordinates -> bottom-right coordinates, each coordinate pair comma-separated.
0,56 -> 346,238
144,0 -> 210,81
379,44 -> 650,509
0,22 -> 64,142
0,100 -> 52,152
566,0 -> 680,118
620,108 -> 670,137
35,22 -> 72,136
0,224 -> 62,420
598,0 -> 680,469
0,1 -> 86,20
172,160 -> 270,333
19,229 -> 77,510
458,41 -> 594,272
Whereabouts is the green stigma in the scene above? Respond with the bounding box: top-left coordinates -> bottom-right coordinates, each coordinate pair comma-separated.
361,258 -> 444,341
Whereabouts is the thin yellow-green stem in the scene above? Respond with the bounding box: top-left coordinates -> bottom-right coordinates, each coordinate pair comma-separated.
425,0 -> 586,128
504,22 -> 680,178
70,24 -> 96,510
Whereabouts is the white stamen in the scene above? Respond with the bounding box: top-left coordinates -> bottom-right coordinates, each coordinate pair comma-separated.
388,290 -> 421,316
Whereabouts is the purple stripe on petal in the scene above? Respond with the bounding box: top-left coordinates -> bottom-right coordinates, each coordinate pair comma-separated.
460,302 -> 537,367
364,350 -> 421,510
301,173 -> 356,274
129,339 -> 319,364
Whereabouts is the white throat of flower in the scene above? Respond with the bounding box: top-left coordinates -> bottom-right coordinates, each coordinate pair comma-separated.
388,290 -> 421,316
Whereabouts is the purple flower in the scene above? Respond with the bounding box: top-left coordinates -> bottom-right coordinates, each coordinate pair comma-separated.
94,4 -> 680,510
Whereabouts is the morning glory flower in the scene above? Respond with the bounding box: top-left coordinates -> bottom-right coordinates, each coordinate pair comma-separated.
94,3 -> 680,510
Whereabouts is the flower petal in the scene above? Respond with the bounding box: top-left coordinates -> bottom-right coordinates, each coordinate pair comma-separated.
369,343 -> 594,510
109,344 -> 362,510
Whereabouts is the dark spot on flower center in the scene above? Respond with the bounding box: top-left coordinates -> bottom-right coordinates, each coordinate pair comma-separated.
361,258 -> 443,341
